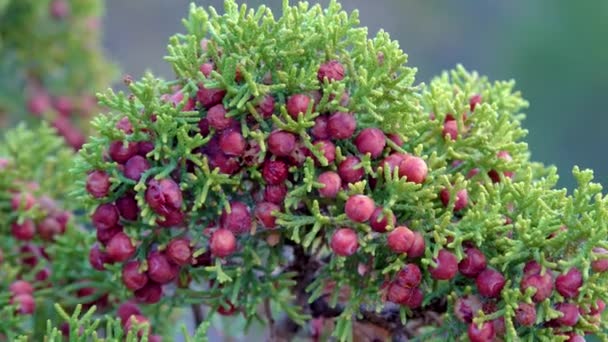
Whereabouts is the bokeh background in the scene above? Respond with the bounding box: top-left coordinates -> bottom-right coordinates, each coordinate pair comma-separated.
102,0 -> 608,189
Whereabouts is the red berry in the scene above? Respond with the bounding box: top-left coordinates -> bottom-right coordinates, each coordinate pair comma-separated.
109,141 -> 138,164
591,247 -> 608,272
9,280 -> 34,296
134,282 -> 162,304
313,140 -> 336,165
403,287 -> 424,308
255,202 -> 280,229
407,232 -> 426,258
442,119 -> 459,140
354,128 -> 386,158
166,238 -> 192,266
11,192 -> 35,211
429,249 -> 458,280
458,247 -> 487,278
387,283 -> 412,304
96,224 -> 123,246
387,133 -> 403,147
116,195 -> 139,221
286,94 -> 311,119
311,115 -> 330,140
262,160 -> 289,185
117,301 -> 141,325
196,84 -> 226,109
37,216 -> 64,240
50,0 -> 69,19
554,303 -> 579,326
267,130 -> 297,157
145,178 -> 183,216
380,153 -> 410,174
556,267 -> 583,299
11,220 -> 35,240
116,117 -> 134,134
264,184 -> 288,204
454,295 -> 482,323
440,188 -> 469,211
523,260 -> 542,277
476,268 -> 506,298
220,201 -> 252,234
469,94 -> 482,112
124,315 -> 150,337
210,228 -> 237,257
520,271 -> 554,302
345,195 -> 375,223
27,91 -> 51,115
217,301 -> 238,316
330,228 -> 359,257
467,322 -> 495,342
91,203 -> 119,230
89,244 -> 109,271
138,141 -> 155,156
338,156 -> 364,184
369,207 -> 395,233
328,112 -> 356,140
567,335 -> 585,342
398,156 -> 428,184
124,155 -> 150,181
35,268 -> 51,282
86,170 -> 110,198
106,232 -> 135,262
256,95 -> 275,118
11,294 -> 35,315
395,264 -> 422,288
489,151 -> 514,183
207,104 -> 235,131
219,130 -> 246,156
149,335 -> 163,342
317,171 -> 341,198
317,60 -> 345,82
122,261 -> 148,290
147,252 -> 178,284
515,303 -> 536,326
387,226 -> 415,254
200,62 -> 214,77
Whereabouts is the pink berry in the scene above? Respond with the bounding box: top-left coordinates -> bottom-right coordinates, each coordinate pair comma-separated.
96,224 -> 123,246
556,268 -> 583,299
91,203 -> 119,230
27,91 -> 51,115
11,294 -> 35,315
9,280 -> 34,296
124,315 -> 150,337
387,283 -> 412,304
587,299 -> 606,315
476,268 -> 506,298
37,216 -> 64,240
286,94 -> 311,119
255,202 -> 280,229
407,232 -> 426,258
220,201 -> 252,234
591,247 -> 608,272
147,252 -> 178,284
262,160 -> 289,185
134,282 -> 162,304
116,195 -> 139,221
429,249 -> 458,280
454,295 -> 482,323
200,62 -> 214,78
387,133 -> 403,147
109,141 -> 138,164
380,153 -> 410,174
11,192 -> 35,211
317,60 -> 345,82
554,303 -> 579,326
403,287 -> 423,309
520,271 -> 554,302
206,104 -> 234,130
219,130 -> 246,156
11,220 -> 35,240
117,301 -> 141,325
116,117 -> 133,134
442,119 -> 459,140
369,207 -> 395,233
354,128 -> 386,158
338,156 -> 364,184
345,195 -> 375,223
328,112 -> 356,140
440,188 -> 469,211
395,264 -> 422,288
256,95 -> 275,118
458,247 -> 487,278
489,151 -> 514,183
387,226 -> 415,254
398,156 -> 428,184
86,170 -> 110,198
196,84 -> 226,109
122,261 -> 148,290
330,228 -> 359,257
515,303 -> 536,326
145,178 -> 182,216
267,130 -> 297,157
166,238 -> 192,266
106,232 -> 135,262
467,322 -> 495,342
567,335 -> 585,342
210,228 -> 237,257
311,115 -> 330,140
89,244 -> 109,271
124,156 -> 150,181
318,171 -> 342,198
313,140 -> 336,165
264,184 -> 288,204
138,141 -> 155,156
523,260 -> 542,277
469,94 -> 482,112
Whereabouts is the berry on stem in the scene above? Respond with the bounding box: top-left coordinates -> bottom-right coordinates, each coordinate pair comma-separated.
398,156 -> 428,184
440,188 -> 469,212
147,252 -> 178,284
317,60 -> 345,82
262,160 -> 289,185
124,155 -> 150,181
106,232 -> 136,262
210,228 -> 237,257
476,268 -> 506,298
407,231 -> 426,258
454,295 -> 482,323
429,249 -> 458,280
134,282 -> 162,304
109,141 -> 138,164
468,322 -> 495,342
387,226 -> 415,254
330,228 -> 359,256
338,156 -> 364,184
458,247 -> 487,278
267,130 -> 297,157
395,264 -> 422,288
328,112 -> 356,139
220,201 -> 252,234
515,303 -> 536,326
145,178 -> 183,216
317,171 -> 341,198
344,194 -> 375,223
286,94 -> 311,119
254,202 -> 280,229
86,170 -> 110,198
116,194 -> 139,221
122,261 -> 148,290
555,267 -> 583,299
9,281 -> 34,296
91,203 -> 119,230
219,130 -> 246,156
354,128 -> 386,158
11,220 -> 36,240
369,207 -> 395,233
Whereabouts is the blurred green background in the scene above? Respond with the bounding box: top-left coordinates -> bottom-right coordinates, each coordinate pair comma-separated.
102,0 -> 608,189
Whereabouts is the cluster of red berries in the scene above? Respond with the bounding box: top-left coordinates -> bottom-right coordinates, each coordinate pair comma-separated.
115,301 -> 162,341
